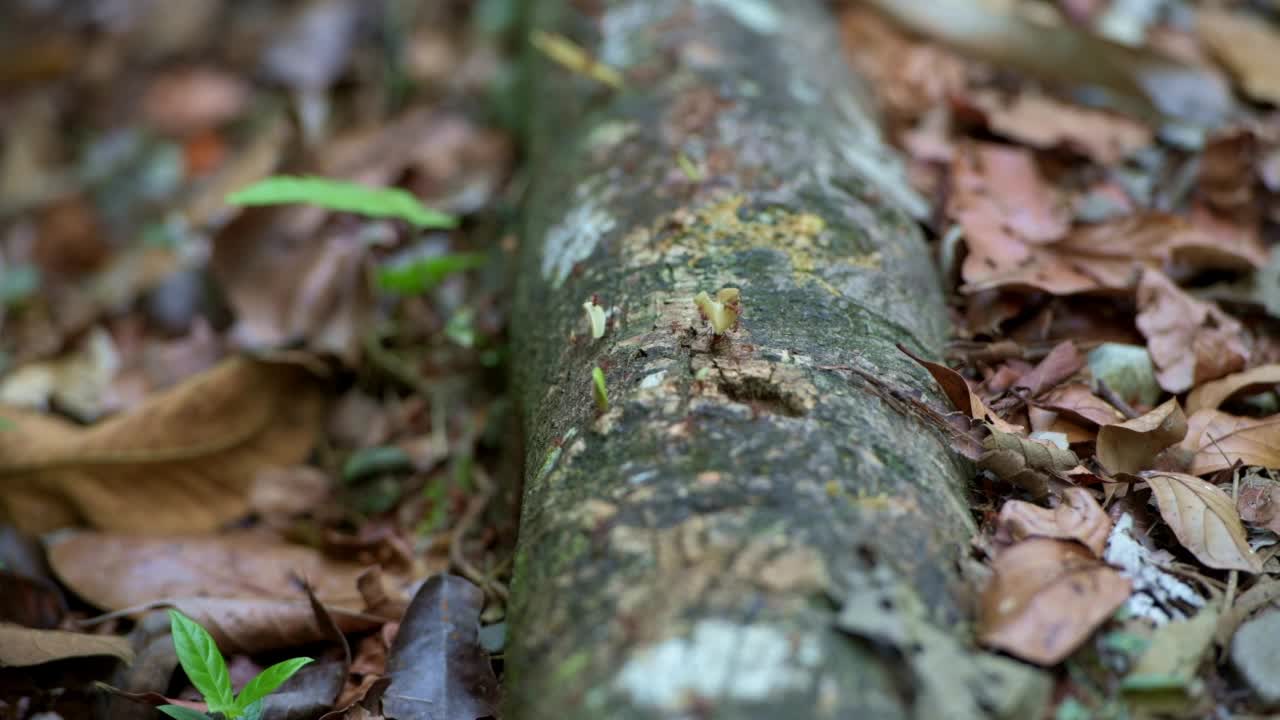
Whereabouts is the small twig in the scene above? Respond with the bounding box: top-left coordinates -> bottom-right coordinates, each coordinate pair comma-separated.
449,466 -> 509,603
1095,379 -> 1139,420
1225,466 -> 1242,611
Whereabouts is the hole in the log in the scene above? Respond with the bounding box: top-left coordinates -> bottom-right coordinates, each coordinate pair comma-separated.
717,374 -> 807,417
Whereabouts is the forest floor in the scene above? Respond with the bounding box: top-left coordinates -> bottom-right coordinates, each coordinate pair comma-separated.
2,1 -> 1280,719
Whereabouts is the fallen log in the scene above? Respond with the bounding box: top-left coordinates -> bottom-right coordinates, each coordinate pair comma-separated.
507,1 -> 1046,717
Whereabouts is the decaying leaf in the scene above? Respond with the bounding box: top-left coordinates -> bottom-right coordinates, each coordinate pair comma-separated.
0,358 -> 325,534
996,487 -> 1111,557
1033,383 -> 1125,427
1012,341 -> 1083,398
968,90 -> 1151,165
1182,409 -> 1280,476
1198,8 -> 1280,105
1186,364 -> 1280,414
1142,472 -> 1263,573
382,575 -> 500,720
0,623 -> 134,667
1236,472 -> 1280,534
899,344 -> 1023,432
1136,269 -> 1249,394
47,530 -> 397,654
979,428 -> 1080,499
1096,399 -> 1187,476
979,538 -> 1131,666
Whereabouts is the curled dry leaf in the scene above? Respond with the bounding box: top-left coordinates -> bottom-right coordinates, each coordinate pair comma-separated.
1182,409 -> 1280,476
1142,471 -> 1263,573
898,344 -> 1023,433
1186,364 -> 1280,414
0,358 -> 325,534
1012,341 -> 1083,398
1136,269 -> 1248,394
1096,399 -> 1187,475
968,90 -> 1151,165
996,487 -> 1112,557
1198,9 -> 1280,105
1034,384 -> 1124,427
1236,473 -> 1280,534
0,623 -> 134,667
47,530 -> 395,654
978,428 -> 1080,500
979,538 -> 1131,666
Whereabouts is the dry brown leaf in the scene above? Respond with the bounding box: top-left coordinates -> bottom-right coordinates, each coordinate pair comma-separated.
978,538 -> 1131,666
1136,269 -> 1249,394
995,487 -> 1112,557
1143,471 -> 1263,572
142,65 -> 250,136
1186,364 -> 1280,414
1029,407 -> 1096,444
969,90 -> 1152,165
1237,473 -> 1280,534
898,344 -> 1023,433
1013,341 -> 1083,397
979,428 -> 1080,499
1198,9 -> 1280,105
0,623 -> 134,667
1182,409 -> 1280,476
0,357 -> 325,534
47,530 -> 398,654
1199,129 -> 1257,213
1096,399 -> 1187,475
1034,383 -> 1124,427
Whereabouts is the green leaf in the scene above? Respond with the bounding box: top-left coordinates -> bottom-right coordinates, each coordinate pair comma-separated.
168,610 -> 235,715
240,699 -> 264,720
376,253 -> 486,295
157,705 -> 211,720
592,366 -> 609,413
225,176 -> 457,229
234,657 -> 313,714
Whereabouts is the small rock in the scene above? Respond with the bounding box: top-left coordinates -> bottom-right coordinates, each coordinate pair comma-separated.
1230,609 -> 1280,707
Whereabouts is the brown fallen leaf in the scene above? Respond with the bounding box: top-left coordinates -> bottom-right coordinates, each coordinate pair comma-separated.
1198,9 -> 1280,105
141,65 -> 250,136
1028,407 -> 1096,445
1034,383 -> 1125,427
0,358 -> 325,534
979,538 -> 1131,666
1182,409 -> 1280,476
1237,473 -> 1280,534
968,89 -> 1152,165
1136,269 -> 1249,394
979,428 -> 1080,500
1096,399 -> 1188,476
898,344 -> 1023,433
995,487 -> 1112,557
0,623 -> 133,667
1012,341 -> 1083,398
47,530 -> 399,654
1143,471 -> 1263,572
1198,129 -> 1257,213
1186,364 -> 1280,414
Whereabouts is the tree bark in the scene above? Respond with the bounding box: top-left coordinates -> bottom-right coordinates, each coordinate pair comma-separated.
508,1 -> 1036,718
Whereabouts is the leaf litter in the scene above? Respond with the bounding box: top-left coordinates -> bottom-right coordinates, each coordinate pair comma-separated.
846,0 -> 1280,714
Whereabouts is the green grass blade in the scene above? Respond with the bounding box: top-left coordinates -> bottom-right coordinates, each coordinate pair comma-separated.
226,176 -> 457,229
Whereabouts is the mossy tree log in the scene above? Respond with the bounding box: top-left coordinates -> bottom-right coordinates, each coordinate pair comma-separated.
508,1 -> 1031,718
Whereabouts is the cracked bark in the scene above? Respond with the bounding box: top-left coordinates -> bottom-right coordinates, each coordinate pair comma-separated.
507,1 -> 996,718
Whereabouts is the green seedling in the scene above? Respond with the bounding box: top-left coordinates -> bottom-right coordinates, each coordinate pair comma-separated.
160,610 -> 312,720
693,288 -> 741,335
592,366 -> 609,412
226,175 -> 456,229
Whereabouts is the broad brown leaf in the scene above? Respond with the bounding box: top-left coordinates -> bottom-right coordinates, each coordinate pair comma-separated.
1013,341 -> 1083,397
0,623 -> 133,667
995,487 -> 1112,557
1142,471 -> 1263,572
1136,269 -> 1248,394
1034,383 -> 1124,427
1186,364 -> 1280,414
979,538 -> 1130,666
1198,8 -> 1280,105
1096,399 -> 1187,475
0,358 -> 325,534
47,530 -> 398,654
898,344 -> 1023,432
978,428 -> 1080,499
1182,409 -> 1280,476
969,89 -> 1151,165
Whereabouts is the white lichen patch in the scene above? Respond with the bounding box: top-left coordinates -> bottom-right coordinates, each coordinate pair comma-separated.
542,179 -> 617,288
1105,513 -> 1205,624
615,620 -> 822,709
698,0 -> 781,35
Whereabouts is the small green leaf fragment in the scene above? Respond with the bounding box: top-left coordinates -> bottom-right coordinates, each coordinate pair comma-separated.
445,309 -> 477,348
234,657 -> 313,713
342,446 -> 413,483
592,366 -> 609,413
693,288 -> 740,334
376,253 -> 486,295
226,176 -> 457,229
676,153 -> 703,182
530,30 -> 623,89
167,610 -> 235,715
582,300 -> 607,339
157,706 -> 211,720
